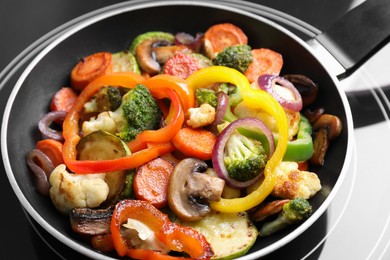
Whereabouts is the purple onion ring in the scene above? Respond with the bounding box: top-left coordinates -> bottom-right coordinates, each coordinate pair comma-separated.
258,74 -> 303,112
26,149 -> 55,196
212,117 -> 275,189
38,111 -> 67,141
174,32 -> 203,50
208,91 -> 229,134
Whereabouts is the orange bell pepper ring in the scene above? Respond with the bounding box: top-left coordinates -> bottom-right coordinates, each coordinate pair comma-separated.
62,72 -> 186,173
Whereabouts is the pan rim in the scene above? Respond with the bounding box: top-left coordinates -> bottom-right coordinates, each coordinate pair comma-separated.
1,1 -> 354,259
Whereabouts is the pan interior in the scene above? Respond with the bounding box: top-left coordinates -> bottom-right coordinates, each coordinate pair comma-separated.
2,3 -> 351,259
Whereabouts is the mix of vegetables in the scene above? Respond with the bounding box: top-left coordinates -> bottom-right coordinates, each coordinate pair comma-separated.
26,23 -> 342,259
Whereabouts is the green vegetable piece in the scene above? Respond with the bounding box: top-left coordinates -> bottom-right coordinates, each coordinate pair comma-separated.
181,211 -> 258,260
97,86 -> 123,112
129,31 -> 175,54
119,170 -> 136,200
260,197 -> 312,236
213,44 -> 253,73
190,53 -> 213,68
83,86 -> 124,113
112,51 -> 141,74
222,86 -> 243,123
116,84 -> 162,142
281,115 -> 314,162
195,88 -> 217,108
224,132 -> 268,182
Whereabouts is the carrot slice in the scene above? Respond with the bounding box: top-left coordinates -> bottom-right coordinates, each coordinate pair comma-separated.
133,158 -> 174,209
70,52 -> 112,90
162,53 -> 202,79
50,87 -> 78,112
245,48 -> 283,83
172,127 -> 216,160
203,23 -> 248,59
35,139 -> 64,167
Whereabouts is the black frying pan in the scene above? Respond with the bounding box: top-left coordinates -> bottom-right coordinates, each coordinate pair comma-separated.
2,0 -> 387,259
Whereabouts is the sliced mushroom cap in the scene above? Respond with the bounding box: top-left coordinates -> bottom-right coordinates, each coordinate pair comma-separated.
153,45 -> 191,64
303,107 -> 325,123
310,114 -> 343,165
313,114 -> 342,141
310,127 -> 329,166
284,74 -> 318,107
70,207 -> 113,236
250,199 -> 290,222
168,158 -> 225,222
135,39 -> 171,75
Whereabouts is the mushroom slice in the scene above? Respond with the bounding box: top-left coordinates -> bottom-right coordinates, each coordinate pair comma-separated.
313,114 -> 342,141
135,39 -> 172,75
283,74 -> 318,107
153,45 -> 191,64
310,114 -> 342,165
250,199 -> 290,222
70,207 -> 113,236
168,158 -> 225,222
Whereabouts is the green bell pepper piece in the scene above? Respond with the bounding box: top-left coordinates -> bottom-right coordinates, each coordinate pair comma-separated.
278,115 -> 314,162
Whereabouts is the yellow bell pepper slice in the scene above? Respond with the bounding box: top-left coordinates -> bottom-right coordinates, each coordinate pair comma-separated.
186,66 -> 288,213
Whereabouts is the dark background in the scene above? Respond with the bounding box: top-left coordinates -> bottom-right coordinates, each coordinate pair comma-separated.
0,0 -> 359,259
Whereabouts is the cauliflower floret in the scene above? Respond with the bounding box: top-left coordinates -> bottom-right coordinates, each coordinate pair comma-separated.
186,103 -> 216,128
83,98 -> 98,113
234,102 -> 300,140
272,161 -> 321,199
82,111 -> 117,136
49,164 -> 109,214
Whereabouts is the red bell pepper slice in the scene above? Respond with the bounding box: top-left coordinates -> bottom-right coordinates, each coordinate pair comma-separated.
157,223 -> 214,259
110,200 -> 213,260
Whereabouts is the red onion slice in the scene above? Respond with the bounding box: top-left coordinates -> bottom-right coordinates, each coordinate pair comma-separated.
257,74 -> 303,111
212,117 -> 275,189
26,149 -> 55,196
208,91 -> 229,134
38,111 -> 67,141
174,32 -> 203,50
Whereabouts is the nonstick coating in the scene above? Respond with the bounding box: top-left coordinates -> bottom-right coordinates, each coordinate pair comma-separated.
2,2 -> 352,259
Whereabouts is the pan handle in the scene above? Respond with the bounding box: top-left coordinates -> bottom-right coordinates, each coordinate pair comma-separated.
312,0 -> 390,79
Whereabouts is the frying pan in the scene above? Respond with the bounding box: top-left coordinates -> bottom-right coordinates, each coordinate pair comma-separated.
1,0 -> 387,259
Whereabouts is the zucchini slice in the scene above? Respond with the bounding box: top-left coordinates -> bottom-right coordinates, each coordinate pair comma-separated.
181,211 -> 258,260
112,51 -> 141,74
76,130 -> 132,205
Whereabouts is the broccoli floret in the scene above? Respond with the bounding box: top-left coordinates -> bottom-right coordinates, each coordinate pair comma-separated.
84,86 -> 124,113
195,88 -> 217,108
113,84 -> 162,142
224,132 -> 267,182
213,44 -> 253,73
259,198 -> 313,236
96,86 -> 123,111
